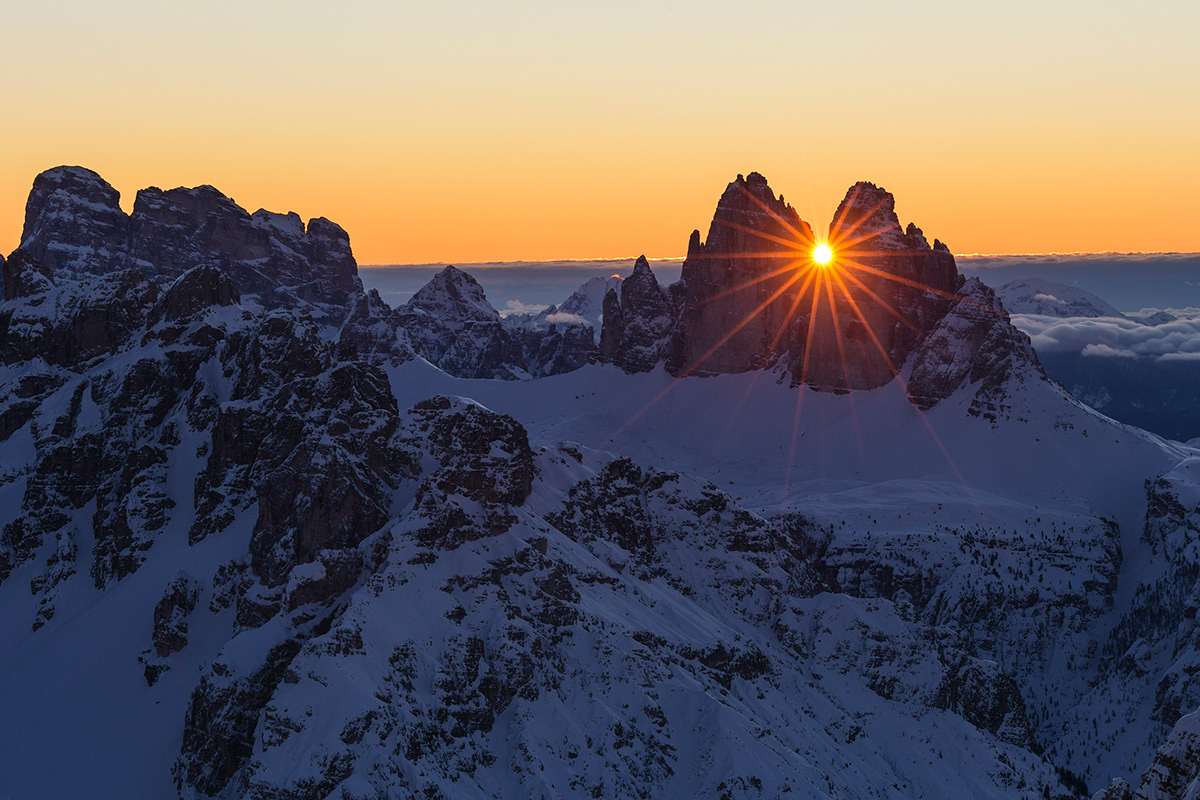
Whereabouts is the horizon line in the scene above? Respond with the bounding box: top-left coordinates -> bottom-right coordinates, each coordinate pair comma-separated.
360,250 -> 1200,269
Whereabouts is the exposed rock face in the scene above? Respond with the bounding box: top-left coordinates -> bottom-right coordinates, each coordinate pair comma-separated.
906,278 -> 1047,414
781,182 -> 960,390
16,165 -> 363,309
393,266 -> 521,379
394,265 -> 596,379
665,172 -> 815,377
507,320 -> 597,377
595,173 -> 1030,408
1,249 -> 53,300
399,396 -> 536,551
1101,709 -> 1200,799
148,264 -> 240,326
20,166 -> 129,280
153,571 -> 201,657
0,264 -> 159,368
191,312 -> 405,588
933,659 -> 1036,749
598,255 -> 674,373
336,288 -> 416,367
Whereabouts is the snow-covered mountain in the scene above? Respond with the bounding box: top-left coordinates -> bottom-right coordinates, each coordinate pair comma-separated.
985,278 -> 1200,441
3,166 -> 1200,800
995,277 -> 1126,319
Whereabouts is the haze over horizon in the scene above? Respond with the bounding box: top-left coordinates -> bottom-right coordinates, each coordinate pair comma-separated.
3,1 -> 1197,263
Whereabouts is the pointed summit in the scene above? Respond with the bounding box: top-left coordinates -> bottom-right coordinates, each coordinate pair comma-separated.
599,255 -> 673,373
407,265 -> 500,324
601,173 -> 1037,409
828,181 -> 905,252
666,173 -> 814,376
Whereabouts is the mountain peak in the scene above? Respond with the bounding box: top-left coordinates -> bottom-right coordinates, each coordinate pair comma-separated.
829,181 -> 904,251
22,165 -> 121,238
995,277 -> 1126,319
20,165 -> 127,278
593,173 -> 1032,406
12,165 -> 362,308
408,265 -> 499,323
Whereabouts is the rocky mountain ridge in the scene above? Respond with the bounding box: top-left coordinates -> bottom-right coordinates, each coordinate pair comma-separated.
596,173 -> 1037,415
3,166 -> 1200,799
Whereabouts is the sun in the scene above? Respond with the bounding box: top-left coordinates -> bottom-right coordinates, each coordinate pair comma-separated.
812,243 -> 833,266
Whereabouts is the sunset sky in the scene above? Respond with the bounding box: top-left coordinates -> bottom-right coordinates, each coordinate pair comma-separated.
2,0 -> 1196,264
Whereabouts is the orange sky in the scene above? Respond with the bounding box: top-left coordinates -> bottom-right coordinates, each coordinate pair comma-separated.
2,1 -> 1197,264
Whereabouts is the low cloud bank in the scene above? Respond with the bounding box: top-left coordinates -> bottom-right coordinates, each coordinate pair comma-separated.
503,299 -> 549,317
545,311 -> 589,325
1012,312 -> 1200,360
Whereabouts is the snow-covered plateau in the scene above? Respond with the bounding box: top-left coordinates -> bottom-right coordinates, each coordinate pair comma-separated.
2,167 -> 1199,800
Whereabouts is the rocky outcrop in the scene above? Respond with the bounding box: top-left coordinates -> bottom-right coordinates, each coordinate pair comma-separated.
192,313 -> 406,588
394,266 -> 524,379
906,278 -> 1046,413
395,265 -> 596,379
335,288 -> 415,366
1101,709 -> 1200,799
153,571 -> 201,657
507,320 -> 597,376
1,249 -> 54,300
658,174 -> 964,388
148,263 -> 240,327
598,255 -> 674,373
593,173 -> 1038,408
664,173 -> 814,377
933,659 -> 1036,749
175,637 -> 305,796
0,265 -> 158,368
777,182 -> 960,390
400,396 -> 535,550
19,166 -> 129,280
15,165 -> 363,311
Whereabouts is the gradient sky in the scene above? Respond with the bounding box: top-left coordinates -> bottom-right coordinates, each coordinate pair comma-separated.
2,0 -> 1197,264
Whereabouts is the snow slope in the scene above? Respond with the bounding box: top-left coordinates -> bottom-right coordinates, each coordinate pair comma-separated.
6,167 -> 1200,800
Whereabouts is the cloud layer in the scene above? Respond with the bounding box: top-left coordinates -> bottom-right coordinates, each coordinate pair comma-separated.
1011,311 -> 1200,361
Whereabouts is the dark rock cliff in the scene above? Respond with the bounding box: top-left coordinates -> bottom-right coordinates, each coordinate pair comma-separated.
600,172 -> 1040,409
15,165 -> 363,309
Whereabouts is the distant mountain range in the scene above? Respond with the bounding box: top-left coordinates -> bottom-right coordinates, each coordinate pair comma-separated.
4,166 -> 1200,800
990,277 -> 1200,442
960,252 -> 1200,312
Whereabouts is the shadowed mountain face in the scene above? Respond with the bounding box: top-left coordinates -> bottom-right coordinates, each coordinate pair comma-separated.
665,172 -> 816,377
605,173 -> 1026,402
12,165 -> 1200,800
13,165 -> 362,307
787,181 -> 962,390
